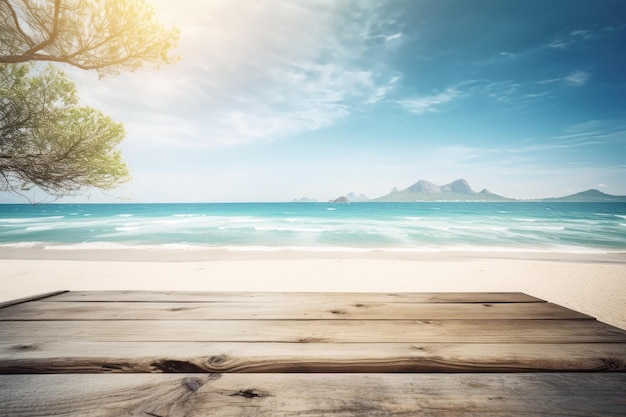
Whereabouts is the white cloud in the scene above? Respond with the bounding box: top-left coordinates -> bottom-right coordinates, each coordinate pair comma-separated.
398,87 -> 462,114
68,0 -> 401,150
565,70 -> 591,86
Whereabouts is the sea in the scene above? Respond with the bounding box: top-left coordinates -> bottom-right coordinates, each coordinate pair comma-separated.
0,202 -> 625,254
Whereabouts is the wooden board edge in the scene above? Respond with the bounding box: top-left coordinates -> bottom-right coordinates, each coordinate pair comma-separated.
0,291 -> 69,310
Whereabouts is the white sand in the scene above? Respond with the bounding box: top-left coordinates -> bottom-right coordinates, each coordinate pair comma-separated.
1,249 -> 625,329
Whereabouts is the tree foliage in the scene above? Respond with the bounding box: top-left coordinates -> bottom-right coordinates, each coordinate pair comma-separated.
0,63 -> 129,197
0,0 -> 179,199
0,0 -> 179,76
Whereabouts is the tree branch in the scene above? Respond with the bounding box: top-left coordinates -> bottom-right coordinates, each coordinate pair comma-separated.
20,0 -> 62,57
2,0 -> 36,47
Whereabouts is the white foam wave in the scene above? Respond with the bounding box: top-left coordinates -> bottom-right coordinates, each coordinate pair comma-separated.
115,226 -> 140,232
0,216 -> 64,223
19,241 -> 619,255
42,242 -> 207,251
0,241 -> 45,248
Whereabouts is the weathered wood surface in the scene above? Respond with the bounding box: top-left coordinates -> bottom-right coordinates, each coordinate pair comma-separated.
0,291 -> 624,376
1,373 -> 625,416
2,319 -> 625,344
1,291 -> 625,415
0,300 -> 592,320
1,342 -> 624,373
46,290 -> 544,303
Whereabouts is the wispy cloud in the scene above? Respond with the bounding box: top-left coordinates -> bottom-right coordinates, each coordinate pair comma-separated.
398,87 -> 462,114
365,75 -> 401,104
548,28 -> 594,49
564,70 -> 592,86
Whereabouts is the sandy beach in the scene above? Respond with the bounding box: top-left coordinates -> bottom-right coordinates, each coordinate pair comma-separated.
1,249 -> 625,330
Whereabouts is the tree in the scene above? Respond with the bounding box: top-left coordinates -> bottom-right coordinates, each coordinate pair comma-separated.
0,0 -> 179,76
0,63 -> 129,197
0,0 -> 178,199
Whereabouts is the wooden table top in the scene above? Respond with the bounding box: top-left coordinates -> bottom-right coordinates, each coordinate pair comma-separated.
0,290 -> 624,416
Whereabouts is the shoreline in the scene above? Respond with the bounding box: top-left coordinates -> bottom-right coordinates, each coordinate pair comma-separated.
1,246 -> 625,263
1,249 -> 625,330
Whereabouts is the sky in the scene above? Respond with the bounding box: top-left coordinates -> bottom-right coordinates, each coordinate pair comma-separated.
4,0 -> 626,203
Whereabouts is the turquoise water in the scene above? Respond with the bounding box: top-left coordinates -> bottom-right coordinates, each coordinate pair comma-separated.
0,202 -> 625,253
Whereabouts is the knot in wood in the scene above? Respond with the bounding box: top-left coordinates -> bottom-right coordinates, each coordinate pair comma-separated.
182,377 -> 204,392
329,309 -> 346,315
10,344 -> 38,352
207,354 -> 229,366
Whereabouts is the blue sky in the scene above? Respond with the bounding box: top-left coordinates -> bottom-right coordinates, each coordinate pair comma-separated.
4,0 -> 626,202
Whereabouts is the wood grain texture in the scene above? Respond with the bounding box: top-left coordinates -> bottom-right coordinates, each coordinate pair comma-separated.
1,373 -> 624,416
47,290 -> 544,303
0,300 -> 591,320
1,342 -> 624,373
2,319 -> 625,344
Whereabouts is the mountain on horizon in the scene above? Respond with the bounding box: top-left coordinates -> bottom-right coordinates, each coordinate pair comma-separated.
537,189 -> 626,202
374,179 -> 512,202
291,182 -> 626,203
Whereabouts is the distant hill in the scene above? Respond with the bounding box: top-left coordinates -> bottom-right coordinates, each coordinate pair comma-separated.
346,192 -> 370,202
329,196 -> 350,203
374,179 -> 512,202
292,197 -> 317,203
538,189 -> 626,202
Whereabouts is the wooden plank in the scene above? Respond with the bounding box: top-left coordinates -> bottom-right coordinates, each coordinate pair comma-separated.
1,341 -> 624,373
0,291 -> 68,310
49,290 -> 545,303
2,319 -> 624,344
0,300 -> 592,321
0,373 -> 624,416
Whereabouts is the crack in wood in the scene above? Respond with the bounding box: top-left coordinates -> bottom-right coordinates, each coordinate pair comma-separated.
230,389 -> 268,399
298,336 -> 325,343
151,360 -> 206,372
600,357 -> 625,371
168,306 -> 196,312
